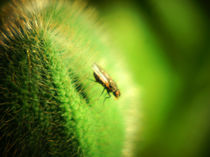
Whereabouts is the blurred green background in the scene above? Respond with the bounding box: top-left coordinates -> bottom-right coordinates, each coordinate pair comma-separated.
1,0 -> 209,157
88,0 -> 210,157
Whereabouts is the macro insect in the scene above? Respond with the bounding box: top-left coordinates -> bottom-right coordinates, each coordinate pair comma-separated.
92,63 -> 121,99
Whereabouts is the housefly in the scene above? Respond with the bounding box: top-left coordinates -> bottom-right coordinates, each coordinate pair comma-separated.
92,63 -> 120,99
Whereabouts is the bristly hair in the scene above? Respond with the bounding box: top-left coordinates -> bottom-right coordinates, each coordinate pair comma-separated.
0,0 -> 139,157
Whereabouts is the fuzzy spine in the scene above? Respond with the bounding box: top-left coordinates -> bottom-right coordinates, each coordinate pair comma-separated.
0,0 -> 139,157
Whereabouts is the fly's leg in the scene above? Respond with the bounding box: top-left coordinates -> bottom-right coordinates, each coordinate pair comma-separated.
100,88 -> 106,97
103,91 -> 111,104
88,78 -> 97,82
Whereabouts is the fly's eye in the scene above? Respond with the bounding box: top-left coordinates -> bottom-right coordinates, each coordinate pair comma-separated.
114,90 -> 120,98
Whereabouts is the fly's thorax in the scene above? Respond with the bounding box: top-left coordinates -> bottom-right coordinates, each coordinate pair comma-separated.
109,79 -> 118,91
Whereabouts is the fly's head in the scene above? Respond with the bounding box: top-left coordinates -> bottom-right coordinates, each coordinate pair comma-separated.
113,89 -> 121,98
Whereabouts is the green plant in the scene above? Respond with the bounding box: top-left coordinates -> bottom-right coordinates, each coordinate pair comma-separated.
0,0 -> 138,156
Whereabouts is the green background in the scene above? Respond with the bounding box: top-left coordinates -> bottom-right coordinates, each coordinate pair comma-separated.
0,0 -> 209,156
88,0 -> 210,157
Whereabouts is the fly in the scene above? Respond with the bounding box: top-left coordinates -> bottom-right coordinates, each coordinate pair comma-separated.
92,63 -> 121,100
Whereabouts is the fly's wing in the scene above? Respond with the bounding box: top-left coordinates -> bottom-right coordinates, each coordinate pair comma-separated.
97,65 -> 119,91
92,64 -> 109,85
